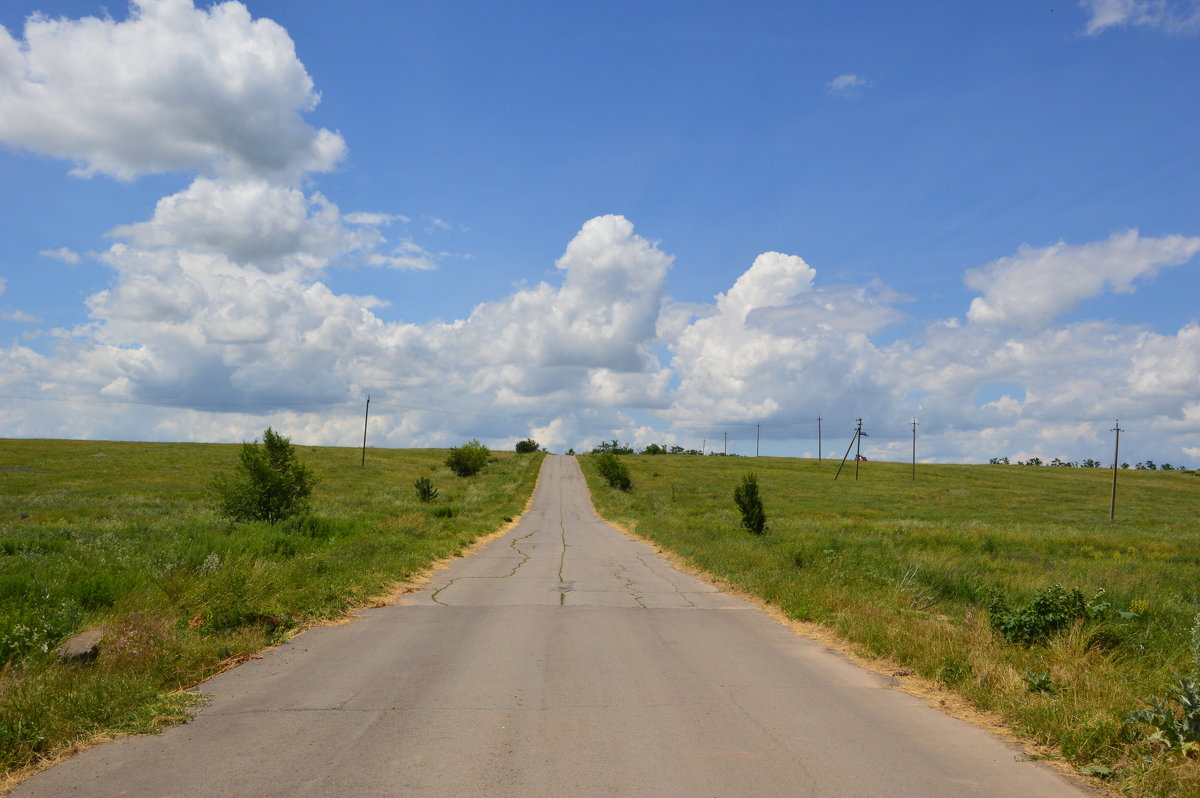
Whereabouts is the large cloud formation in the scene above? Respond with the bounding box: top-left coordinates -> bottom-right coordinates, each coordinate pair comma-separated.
2,0 -> 1199,466
0,0 -> 344,180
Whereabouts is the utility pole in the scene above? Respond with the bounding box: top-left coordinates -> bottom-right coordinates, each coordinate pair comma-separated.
724,431 -> 728,456
702,438 -> 706,455
911,418 -> 918,481
817,416 -> 822,461
756,424 -> 760,457
360,395 -> 371,466
854,419 -> 867,480
1110,420 -> 1122,521
833,420 -> 861,481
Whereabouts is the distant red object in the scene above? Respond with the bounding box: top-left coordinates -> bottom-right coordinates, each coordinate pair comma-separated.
855,454 -> 868,462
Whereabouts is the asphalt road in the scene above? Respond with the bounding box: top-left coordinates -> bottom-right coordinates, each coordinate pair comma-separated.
15,455 -> 1094,797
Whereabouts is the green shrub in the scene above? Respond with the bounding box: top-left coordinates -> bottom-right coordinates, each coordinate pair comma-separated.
595,451 -> 631,491
1126,677 -> 1200,754
986,584 -> 1109,646
515,439 -> 540,454
414,476 -> 439,502
446,439 -> 490,477
733,473 -> 767,535
1023,670 -> 1057,694
211,427 -> 316,523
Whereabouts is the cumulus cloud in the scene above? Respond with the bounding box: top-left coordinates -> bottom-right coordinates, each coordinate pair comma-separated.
108,177 -> 373,276
1,214 -> 675,445
447,215 -> 673,403
965,229 -> 1200,327
1081,0 -> 1200,34
665,250 -> 902,431
39,247 -> 81,264
2,310 -> 40,322
826,73 -> 870,97
0,0 -> 345,180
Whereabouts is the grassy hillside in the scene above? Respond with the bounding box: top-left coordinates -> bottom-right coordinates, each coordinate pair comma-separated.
0,438 -> 544,782
580,453 -> 1200,796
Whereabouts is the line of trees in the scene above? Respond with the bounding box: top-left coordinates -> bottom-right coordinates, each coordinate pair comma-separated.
590,439 -> 723,456
989,456 -> 1189,471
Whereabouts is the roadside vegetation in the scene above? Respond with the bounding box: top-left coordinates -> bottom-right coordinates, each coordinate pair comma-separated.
578,452 -> 1200,796
0,438 -> 544,783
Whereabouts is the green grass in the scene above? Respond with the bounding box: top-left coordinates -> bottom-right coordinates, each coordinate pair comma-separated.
0,439 -> 544,779
579,453 -> 1200,796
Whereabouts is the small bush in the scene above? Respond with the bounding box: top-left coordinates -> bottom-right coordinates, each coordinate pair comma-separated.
211,427 -> 316,523
515,439 -> 540,454
414,476 -> 439,502
733,473 -> 767,535
986,584 -> 1109,647
1023,670 -> 1057,694
446,439 -> 490,477
431,505 -> 455,518
595,451 -> 631,491
1126,676 -> 1200,754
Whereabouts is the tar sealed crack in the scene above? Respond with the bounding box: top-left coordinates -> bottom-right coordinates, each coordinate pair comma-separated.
430,527 -> 538,606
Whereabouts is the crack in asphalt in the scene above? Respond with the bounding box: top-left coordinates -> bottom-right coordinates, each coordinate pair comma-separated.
635,553 -> 697,608
613,561 -> 647,608
429,526 -> 539,606
558,477 -> 569,606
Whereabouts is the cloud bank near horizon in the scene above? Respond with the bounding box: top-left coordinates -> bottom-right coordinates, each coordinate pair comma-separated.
2,1 -> 1198,466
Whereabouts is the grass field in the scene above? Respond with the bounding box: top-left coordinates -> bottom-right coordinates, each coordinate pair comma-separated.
579,453 -> 1200,797
0,438 -> 544,782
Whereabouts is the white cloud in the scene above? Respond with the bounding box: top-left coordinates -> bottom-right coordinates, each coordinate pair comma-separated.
0,0 -> 345,180
965,229 -> 1200,327
108,177 -> 373,276
345,212 -> 409,226
0,214 -> 676,449
1081,0 -> 1200,34
39,247 -> 81,264
447,215 -> 673,403
368,239 -> 439,271
826,73 -> 870,97
665,250 -> 901,431
1,310 -> 40,322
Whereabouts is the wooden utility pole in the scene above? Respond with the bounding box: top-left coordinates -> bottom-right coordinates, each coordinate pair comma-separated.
724,431 -> 728,456
361,395 -> 370,467
756,424 -> 760,457
1110,420 -> 1122,521
833,420 -> 861,481
911,418 -> 918,481
818,416 -> 822,461
854,419 -> 867,480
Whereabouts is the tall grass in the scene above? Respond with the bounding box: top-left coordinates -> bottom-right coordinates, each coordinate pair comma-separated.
0,439 -> 543,779
580,454 -> 1200,796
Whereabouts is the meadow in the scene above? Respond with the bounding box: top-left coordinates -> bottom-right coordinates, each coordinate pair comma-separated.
0,438 -> 543,783
580,453 -> 1200,797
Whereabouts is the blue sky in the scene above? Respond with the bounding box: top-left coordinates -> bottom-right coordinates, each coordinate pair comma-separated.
1,0 -> 1198,463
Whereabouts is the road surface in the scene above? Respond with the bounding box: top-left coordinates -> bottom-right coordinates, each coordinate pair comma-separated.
15,455 -> 1093,797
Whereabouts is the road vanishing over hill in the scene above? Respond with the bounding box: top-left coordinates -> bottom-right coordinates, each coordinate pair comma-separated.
16,455 -> 1093,797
